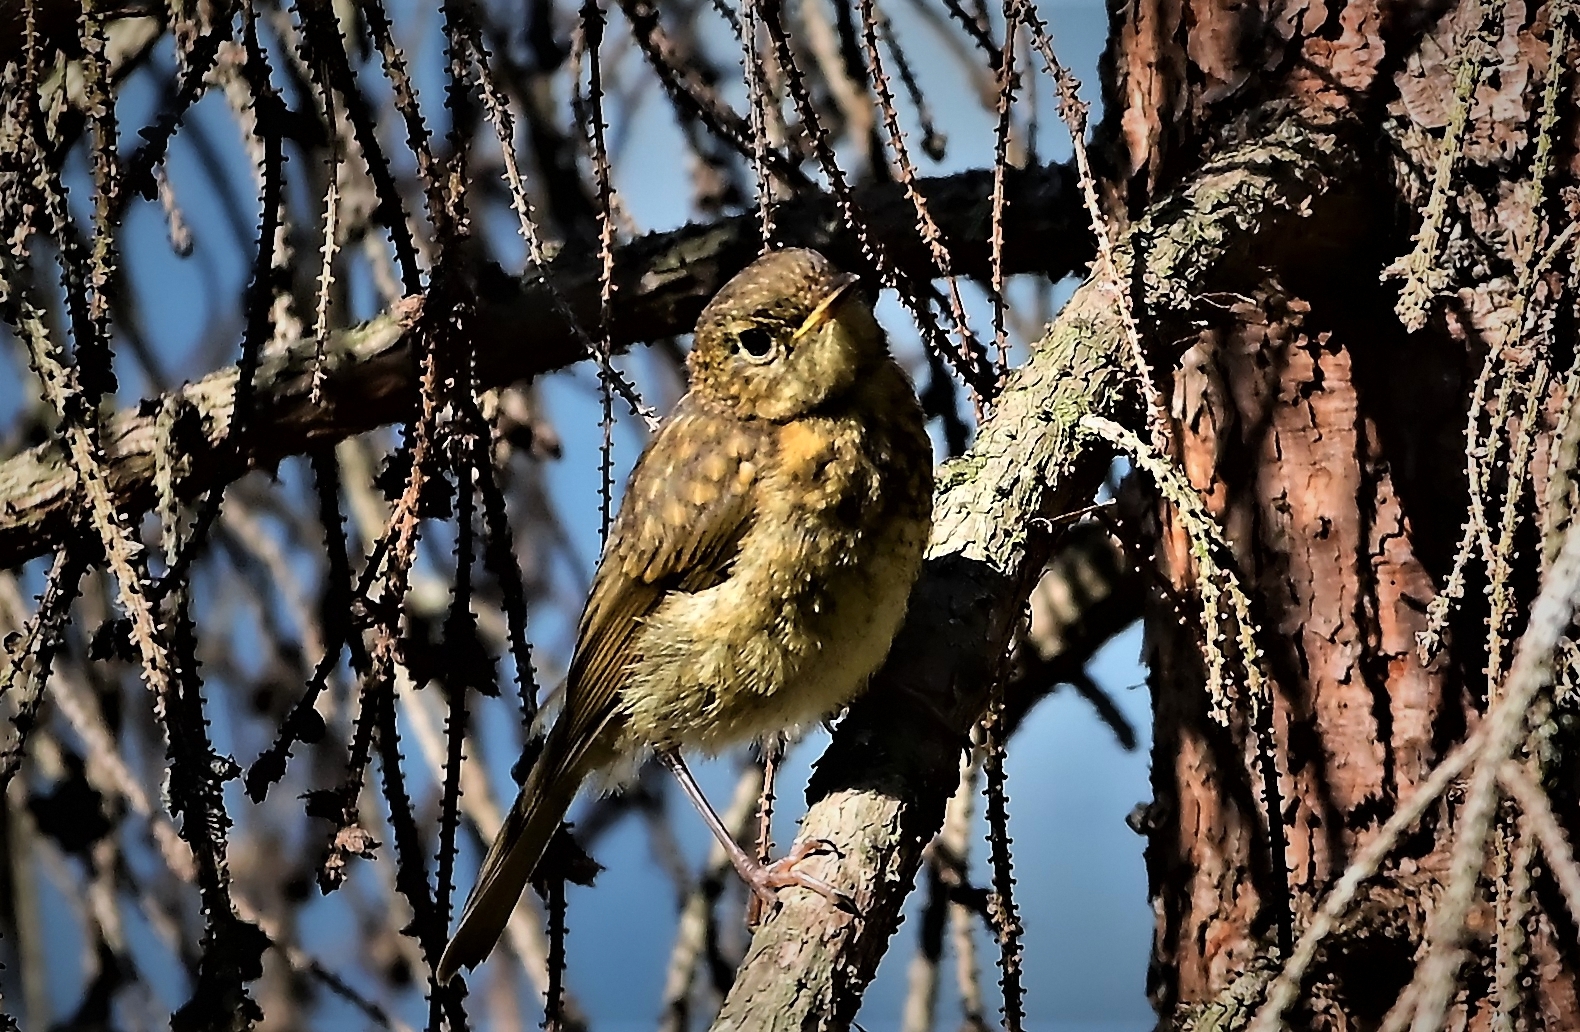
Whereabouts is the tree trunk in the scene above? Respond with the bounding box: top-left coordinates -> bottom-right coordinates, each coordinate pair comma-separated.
1098,0 -> 1580,1022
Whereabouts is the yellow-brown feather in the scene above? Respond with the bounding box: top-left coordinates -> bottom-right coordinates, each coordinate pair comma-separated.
619,356 -> 929,753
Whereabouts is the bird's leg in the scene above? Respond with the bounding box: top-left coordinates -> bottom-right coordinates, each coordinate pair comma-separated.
748,736 -> 783,927
657,749 -> 851,919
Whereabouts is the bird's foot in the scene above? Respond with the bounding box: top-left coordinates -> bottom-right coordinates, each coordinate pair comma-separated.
739,838 -> 854,927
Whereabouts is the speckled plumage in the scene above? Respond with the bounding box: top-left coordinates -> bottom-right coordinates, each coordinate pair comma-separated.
439,249 -> 933,982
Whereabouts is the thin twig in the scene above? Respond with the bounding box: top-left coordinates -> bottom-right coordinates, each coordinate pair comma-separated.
1383,0 -> 1505,330
1500,760 -> 1580,930
982,693 -> 1025,1031
580,0 -> 621,545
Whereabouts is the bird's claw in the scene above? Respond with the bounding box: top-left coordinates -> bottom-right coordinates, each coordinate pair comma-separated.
742,838 -> 855,927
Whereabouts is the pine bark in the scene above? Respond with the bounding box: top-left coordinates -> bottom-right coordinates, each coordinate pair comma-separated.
1098,0 -> 1580,1021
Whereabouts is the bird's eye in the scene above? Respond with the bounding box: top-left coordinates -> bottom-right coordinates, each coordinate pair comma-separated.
737,327 -> 775,361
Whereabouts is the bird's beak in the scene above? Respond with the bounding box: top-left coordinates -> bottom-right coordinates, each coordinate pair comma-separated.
792,272 -> 862,340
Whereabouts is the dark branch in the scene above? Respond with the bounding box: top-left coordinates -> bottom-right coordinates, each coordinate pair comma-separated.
0,163 -> 1089,570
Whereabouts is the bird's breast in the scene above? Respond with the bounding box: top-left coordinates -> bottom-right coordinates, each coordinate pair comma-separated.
617,387 -> 932,755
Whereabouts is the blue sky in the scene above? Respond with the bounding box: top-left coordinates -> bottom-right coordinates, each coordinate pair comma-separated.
10,0 -> 1156,1027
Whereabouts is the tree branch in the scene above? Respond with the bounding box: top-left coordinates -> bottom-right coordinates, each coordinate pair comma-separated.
709,114 -> 1360,1030
0,164 -> 1088,569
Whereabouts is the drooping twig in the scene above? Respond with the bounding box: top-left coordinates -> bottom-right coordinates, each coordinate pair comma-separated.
1015,1 -> 1170,450
431,435 -> 479,1025
77,0 -> 123,407
456,3 -> 656,429
759,0 -> 998,401
1383,0 -> 1506,330
988,0 -> 1020,376
294,0 -> 425,292
310,98 -> 342,403
1500,760 -> 1580,930
545,876 -> 569,1031
1492,821 -> 1535,1029
981,695 -> 1024,1031
740,0 -> 777,245
154,6 -> 289,595
472,427 -> 544,733
0,549 -> 86,790
857,0 -> 987,380
579,0 -> 621,545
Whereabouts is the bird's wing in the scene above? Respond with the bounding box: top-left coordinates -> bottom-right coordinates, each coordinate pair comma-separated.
546,393 -> 762,778
438,395 -> 763,982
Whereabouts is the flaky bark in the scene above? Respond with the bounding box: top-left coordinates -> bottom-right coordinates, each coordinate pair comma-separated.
709,117 -> 1358,1030
1097,0 -> 1580,1020
1141,290 -> 1474,1025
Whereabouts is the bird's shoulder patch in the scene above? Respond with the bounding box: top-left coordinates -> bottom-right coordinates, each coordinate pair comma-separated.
775,418 -> 838,478
610,396 -> 763,588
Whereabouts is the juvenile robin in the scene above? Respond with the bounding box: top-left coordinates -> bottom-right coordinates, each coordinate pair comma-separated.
438,247 -> 934,982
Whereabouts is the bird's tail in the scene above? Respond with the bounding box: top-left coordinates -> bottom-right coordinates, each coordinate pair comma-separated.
437,755 -> 585,983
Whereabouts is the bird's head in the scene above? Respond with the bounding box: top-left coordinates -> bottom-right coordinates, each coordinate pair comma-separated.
687,248 -> 886,421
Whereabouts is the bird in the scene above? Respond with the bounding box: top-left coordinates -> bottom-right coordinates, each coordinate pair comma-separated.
437,247 -> 934,983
